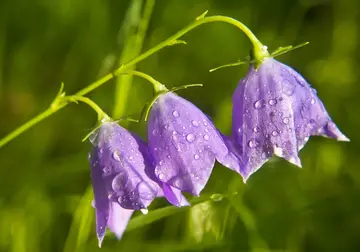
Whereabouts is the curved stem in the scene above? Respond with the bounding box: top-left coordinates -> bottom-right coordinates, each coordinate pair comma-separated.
0,14 -> 265,148
0,108 -> 55,148
124,70 -> 167,93
66,95 -> 110,122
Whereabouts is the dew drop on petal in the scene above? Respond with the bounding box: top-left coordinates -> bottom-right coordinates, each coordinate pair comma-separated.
186,134 -> 195,142
248,139 -> 258,148
254,100 -> 265,109
112,172 -> 128,191
174,178 -> 183,188
172,111 -> 179,117
282,117 -> 289,125
271,130 -> 279,137
203,134 -> 209,141
112,150 -> 121,161
158,173 -> 165,180
192,120 -> 199,127
128,156 -> 134,161
253,126 -> 260,133
102,166 -> 111,176
268,99 -> 277,106
159,160 -> 164,165
194,154 -> 200,160
310,98 -> 316,104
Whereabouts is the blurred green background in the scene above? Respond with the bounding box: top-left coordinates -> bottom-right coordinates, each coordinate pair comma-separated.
0,0 -> 358,251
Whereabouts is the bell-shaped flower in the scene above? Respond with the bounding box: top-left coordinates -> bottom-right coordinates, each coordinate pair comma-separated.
148,92 -> 239,198
89,121 -> 161,246
231,58 -> 349,181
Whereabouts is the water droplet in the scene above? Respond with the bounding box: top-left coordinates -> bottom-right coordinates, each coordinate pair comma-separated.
310,98 -> 316,104
112,172 -> 128,191
245,109 -> 250,114
172,134 -> 178,141
268,99 -> 277,106
192,120 -> 199,127
158,173 -> 165,180
186,134 -> 195,142
283,80 -> 295,96
159,160 -> 164,165
282,117 -> 289,125
253,126 -> 260,133
102,166 -> 111,176
210,193 -> 224,202
237,128 -> 242,133
271,130 -> 279,137
288,128 -> 292,133
152,129 -> 157,136
203,121 -> 208,126
254,100 -> 265,109
203,134 -> 209,141
182,126 -> 186,130
172,111 -> 179,117
248,139 -> 258,148
113,150 -> 121,161
128,156 -> 134,161
174,178 -> 183,188
194,154 -> 200,160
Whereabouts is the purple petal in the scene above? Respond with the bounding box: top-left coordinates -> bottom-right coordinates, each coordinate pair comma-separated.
232,58 -> 349,181
90,122 -> 159,211
89,149 -> 110,247
148,92 -> 236,196
162,183 -> 190,207
107,202 -> 134,240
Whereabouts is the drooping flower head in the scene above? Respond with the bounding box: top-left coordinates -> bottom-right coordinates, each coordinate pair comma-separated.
148,92 -> 239,200
89,121 -> 161,246
232,58 -> 349,181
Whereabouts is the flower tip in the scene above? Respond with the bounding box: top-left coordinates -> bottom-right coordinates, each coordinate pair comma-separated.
140,208 -> 148,215
97,236 -> 104,248
288,156 -> 302,168
337,134 -> 350,142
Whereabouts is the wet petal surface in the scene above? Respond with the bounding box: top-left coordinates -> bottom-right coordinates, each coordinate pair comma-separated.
148,92 -> 237,196
232,58 -> 349,181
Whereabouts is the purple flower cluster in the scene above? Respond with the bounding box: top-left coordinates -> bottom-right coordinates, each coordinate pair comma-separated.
89,58 -> 348,246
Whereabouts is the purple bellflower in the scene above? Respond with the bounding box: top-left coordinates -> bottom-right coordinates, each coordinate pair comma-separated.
231,58 -> 349,181
148,92 -> 239,200
89,121 -> 161,247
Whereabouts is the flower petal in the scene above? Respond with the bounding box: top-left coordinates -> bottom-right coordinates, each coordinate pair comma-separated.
89,149 -> 110,247
90,122 -> 159,210
148,92 -> 234,196
107,202 -> 134,240
232,58 -> 349,181
162,183 -> 190,207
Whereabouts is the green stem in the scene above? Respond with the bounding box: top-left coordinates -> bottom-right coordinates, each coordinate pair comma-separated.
0,108 -> 55,147
66,95 -> 110,122
124,70 -> 167,93
0,14 -> 264,148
